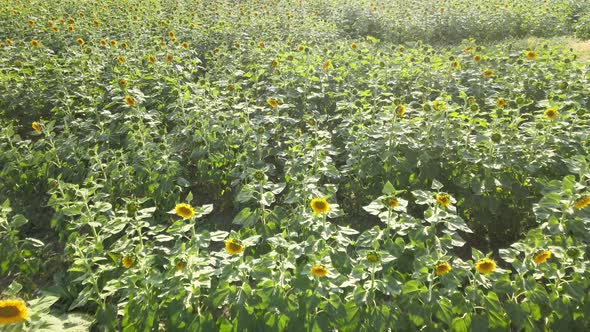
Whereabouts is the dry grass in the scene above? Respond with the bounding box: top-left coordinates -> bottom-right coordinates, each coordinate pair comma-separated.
567,39 -> 590,62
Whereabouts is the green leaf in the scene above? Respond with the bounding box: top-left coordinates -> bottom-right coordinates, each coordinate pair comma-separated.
470,314 -> 489,332
210,284 -> 231,307
451,315 -> 470,332
28,295 -> 59,312
382,181 -> 395,195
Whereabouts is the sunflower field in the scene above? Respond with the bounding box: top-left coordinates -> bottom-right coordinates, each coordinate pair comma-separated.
1,0 -> 590,331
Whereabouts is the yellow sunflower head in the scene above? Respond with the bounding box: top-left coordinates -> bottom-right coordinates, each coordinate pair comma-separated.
574,196 -> 590,209
100,39 -> 107,47
533,250 -> 552,265
175,260 -> 185,271
31,122 -> 42,133
366,253 -> 380,263
30,39 -> 39,48
117,56 -> 126,64
181,42 -> 188,49
148,55 -> 156,64
175,203 -> 195,219
526,50 -> 538,60
121,255 -> 134,269
76,38 -> 84,46
271,59 -> 279,67
121,42 -> 129,49
544,108 -> 558,121
118,79 -> 127,87
310,264 -> 329,277
5,38 -> 12,46
67,25 -> 74,32
165,54 -> 173,63
258,41 -> 265,49
496,98 -> 507,108
475,258 -> 496,274
0,299 -> 28,325
351,42 -> 358,50
124,95 -> 136,107
434,262 -> 452,276
395,104 -> 406,116
225,239 -> 245,255
267,98 -> 279,108
433,100 -> 446,111
109,40 -> 118,47
168,31 -> 175,39
323,59 -> 333,71
310,198 -> 330,214
387,197 -> 399,208
436,193 -> 451,207
483,70 -> 494,78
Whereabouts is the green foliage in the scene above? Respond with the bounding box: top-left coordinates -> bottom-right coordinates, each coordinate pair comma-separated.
0,0 -> 589,331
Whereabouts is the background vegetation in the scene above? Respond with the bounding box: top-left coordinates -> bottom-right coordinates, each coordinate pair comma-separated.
1,0 -> 589,331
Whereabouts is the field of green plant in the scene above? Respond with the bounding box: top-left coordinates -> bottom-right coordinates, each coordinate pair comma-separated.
1,0 -> 590,331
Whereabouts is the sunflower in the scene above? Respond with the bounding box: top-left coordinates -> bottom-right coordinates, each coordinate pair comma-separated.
544,107 -> 558,121
67,25 -> 74,32
181,42 -> 188,49
451,60 -> 460,69
526,50 -> 538,60
121,42 -> 129,49
30,40 -> 39,48
99,39 -> 107,47
76,38 -> 85,46
225,239 -> 245,255
366,253 -> 379,263
258,41 -> 265,49
168,31 -> 175,39
395,104 -> 406,116
387,197 -> 399,208
351,42 -> 358,50
147,55 -> 156,64
271,59 -> 279,67
533,250 -> 552,265
574,196 -> 590,209
323,59 -> 333,71
434,262 -> 452,276
52,26 -> 59,32
433,100 -> 446,111
165,54 -> 173,62
483,70 -> 493,78
118,79 -> 127,87
310,265 -> 328,277
475,258 -> 496,274
121,255 -> 134,268
31,122 -> 42,133
496,98 -> 507,108
109,40 -> 118,47
310,198 -> 330,214
117,56 -> 126,64
0,299 -> 28,325
124,95 -> 136,107
175,261 -> 185,271
93,19 -> 100,27
267,98 -> 279,108
436,193 -> 450,207
175,203 -> 195,219
5,38 -> 12,46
